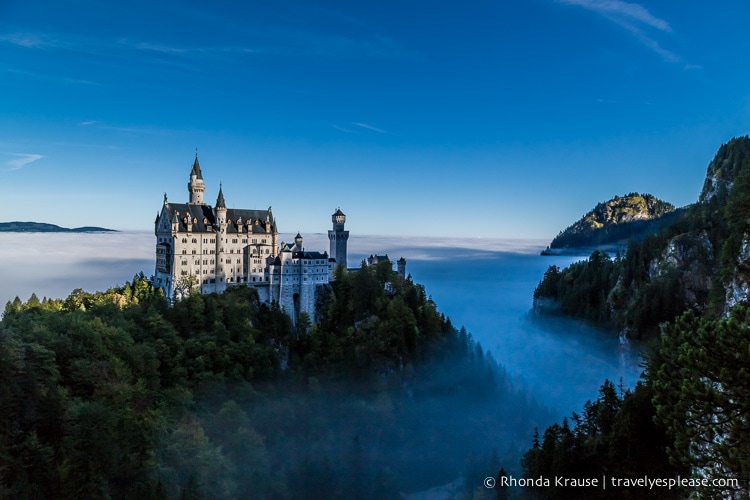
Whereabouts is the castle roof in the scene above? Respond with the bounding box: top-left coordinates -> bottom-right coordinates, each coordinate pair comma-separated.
163,203 -> 275,234
191,153 -> 203,179
333,208 -> 345,216
216,184 -> 226,209
293,250 -> 328,260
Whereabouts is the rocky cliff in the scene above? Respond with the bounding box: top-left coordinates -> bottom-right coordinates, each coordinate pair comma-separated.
535,136 -> 750,337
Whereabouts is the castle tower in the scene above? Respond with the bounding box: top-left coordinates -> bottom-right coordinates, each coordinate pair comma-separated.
188,152 -> 205,205
397,257 -> 406,278
294,232 -> 303,251
215,184 -> 227,291
328,208 -> 349,269
215,184 -> 227,227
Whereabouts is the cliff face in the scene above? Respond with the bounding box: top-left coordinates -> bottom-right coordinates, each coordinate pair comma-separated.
548,193 -> 676,249
535,136 -> 750,337
699,136 -> 750,201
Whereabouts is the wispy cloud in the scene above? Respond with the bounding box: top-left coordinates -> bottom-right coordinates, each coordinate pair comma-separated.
353,122 -> 387,134
559,0 -> 671,31
331,124 -> 357,134
557,0 -> 680,62
6,153 -> 45,171
0,32 -> 61,49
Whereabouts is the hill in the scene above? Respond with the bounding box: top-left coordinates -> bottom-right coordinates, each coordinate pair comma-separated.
528,136 -> 750,497
0,221 -> 116,232
542,193 -> 677,253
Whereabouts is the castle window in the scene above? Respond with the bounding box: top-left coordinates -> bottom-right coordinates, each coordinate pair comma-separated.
182,250 -> 187,254
192,250 -> 196,254
192,238 -> 197,243
182,238 -> 187,243
242,239 -> 247,243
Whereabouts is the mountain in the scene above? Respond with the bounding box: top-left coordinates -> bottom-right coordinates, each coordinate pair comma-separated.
530,136 -> 750,496
542,193 -> 678,254
534,136 -> 750,337
0,221 -> 116,232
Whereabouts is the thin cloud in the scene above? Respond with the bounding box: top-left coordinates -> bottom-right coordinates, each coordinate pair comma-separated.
557,0 -> 680,62
353,122 -> 386,134
79,120 -> 97,126
331,124 -> 358,134
7,153 -> 45,171
0,32 -> 61,49
559,0 -> 671,31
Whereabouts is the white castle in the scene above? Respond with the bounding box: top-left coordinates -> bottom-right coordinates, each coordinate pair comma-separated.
153,154 -> 350,322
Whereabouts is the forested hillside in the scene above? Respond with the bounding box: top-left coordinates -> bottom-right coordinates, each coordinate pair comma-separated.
525,137 -> 750,498
0,263 -> 547,499
544,193 -> 677,251
535,137 -> 750,338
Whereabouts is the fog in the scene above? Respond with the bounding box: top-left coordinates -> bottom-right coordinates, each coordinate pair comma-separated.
0,231 -> 642,495
0,230 -> 640,414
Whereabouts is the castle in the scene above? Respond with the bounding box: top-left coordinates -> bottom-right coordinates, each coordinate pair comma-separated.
153,154 -> 350,322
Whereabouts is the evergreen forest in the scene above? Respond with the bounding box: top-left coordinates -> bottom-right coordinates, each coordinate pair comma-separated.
0,262 -> 549,499
526,137 -> 750,498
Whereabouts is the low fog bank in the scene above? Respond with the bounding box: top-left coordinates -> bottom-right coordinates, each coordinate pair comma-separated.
404,254 -> 642,416
0,231 -> 154,308
0,231 -> 639,416
188,345 -> 555,498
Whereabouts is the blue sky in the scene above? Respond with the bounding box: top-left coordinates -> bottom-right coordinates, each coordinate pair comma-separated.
2,0 -> 749,238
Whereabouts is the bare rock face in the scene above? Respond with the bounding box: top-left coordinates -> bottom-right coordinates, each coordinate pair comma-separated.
648,231 -> 714,311
725,236 -> 750,312
700,136 -> 750,202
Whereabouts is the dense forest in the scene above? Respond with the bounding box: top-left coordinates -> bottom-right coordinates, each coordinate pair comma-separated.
0,262 -> 549,499
526,138 -> 750,498
534,139 -> 750,338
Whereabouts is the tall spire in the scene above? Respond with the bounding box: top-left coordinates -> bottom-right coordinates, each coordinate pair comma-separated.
188,151 -> 205,204
216,183 -> 226,209
191,150 -> 203,179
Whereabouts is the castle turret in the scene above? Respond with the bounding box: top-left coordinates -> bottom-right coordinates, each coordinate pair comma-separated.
397,257 -> 406,278
188,152 -> 205,204
214,184 -> 227,292
294,232 -> 303,251
215,184 -> 227,227
328,208 -> 349,269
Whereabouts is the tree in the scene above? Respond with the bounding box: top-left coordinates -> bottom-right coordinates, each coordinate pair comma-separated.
650,307 -> 750,497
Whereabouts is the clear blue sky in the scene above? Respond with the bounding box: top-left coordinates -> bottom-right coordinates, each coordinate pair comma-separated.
2,0 -> 749,238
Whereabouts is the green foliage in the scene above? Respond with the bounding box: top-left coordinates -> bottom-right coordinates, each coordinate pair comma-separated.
0,268 -> 543,498
521,380 -> 685,499
649,306 -> 750,497
549,193 -> 677,249
535,137 -> 750,339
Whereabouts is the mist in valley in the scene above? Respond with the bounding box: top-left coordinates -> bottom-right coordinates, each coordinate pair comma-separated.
0,231 -> 641,496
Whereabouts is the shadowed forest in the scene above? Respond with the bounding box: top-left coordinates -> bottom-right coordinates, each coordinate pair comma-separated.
0,262 -> 551,499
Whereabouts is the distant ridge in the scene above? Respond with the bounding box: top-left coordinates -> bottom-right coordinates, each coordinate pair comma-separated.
0,221 -> 117,233
542,193 -> 678,254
